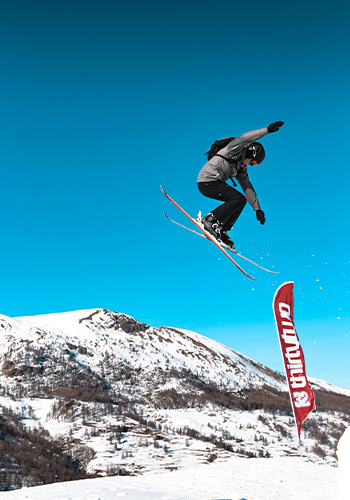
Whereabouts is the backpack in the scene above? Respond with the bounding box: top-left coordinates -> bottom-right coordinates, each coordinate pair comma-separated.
204,136 -> 238,187
205,137 -> 235,161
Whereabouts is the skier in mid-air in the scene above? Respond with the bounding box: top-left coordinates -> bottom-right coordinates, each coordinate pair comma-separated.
197,121 -> 284,250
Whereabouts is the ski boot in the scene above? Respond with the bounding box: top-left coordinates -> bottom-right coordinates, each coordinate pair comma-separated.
201,213 -> 236,251
201,213 -> 224,242
219,231 -> 236,251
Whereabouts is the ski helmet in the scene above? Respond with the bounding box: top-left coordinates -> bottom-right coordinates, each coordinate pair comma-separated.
246,142 -> 265,164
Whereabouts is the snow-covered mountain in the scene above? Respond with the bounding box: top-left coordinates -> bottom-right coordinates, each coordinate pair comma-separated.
1,308 -> 287,391
0,308 -> 349,491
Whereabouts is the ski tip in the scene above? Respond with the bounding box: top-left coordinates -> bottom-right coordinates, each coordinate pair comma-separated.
160,184 -> 170,199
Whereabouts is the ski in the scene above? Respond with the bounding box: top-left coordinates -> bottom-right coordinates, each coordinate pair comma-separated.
161,185 -> 257,280
163,212 -> 279,275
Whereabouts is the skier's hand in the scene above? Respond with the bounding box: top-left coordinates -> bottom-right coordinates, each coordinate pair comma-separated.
268,121 -> 284,133
256,210 -> 265,225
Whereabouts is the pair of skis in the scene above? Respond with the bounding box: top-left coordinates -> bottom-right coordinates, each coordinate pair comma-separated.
161,185 -> 279,281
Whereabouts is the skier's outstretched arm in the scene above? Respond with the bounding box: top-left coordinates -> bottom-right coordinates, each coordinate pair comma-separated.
234,121 -> 284,148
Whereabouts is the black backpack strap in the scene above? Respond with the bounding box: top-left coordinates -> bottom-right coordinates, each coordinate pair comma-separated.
215,154 -> 236,163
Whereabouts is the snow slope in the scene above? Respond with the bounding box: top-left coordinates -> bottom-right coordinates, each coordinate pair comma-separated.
337,426 -> 350,500
1,455 -> 338,500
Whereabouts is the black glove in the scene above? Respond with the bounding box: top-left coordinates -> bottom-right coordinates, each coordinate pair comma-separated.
268,121 -> 284,133
256,210 -> 265,225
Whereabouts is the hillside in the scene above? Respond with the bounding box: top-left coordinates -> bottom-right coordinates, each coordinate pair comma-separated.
0,308 -> 349,490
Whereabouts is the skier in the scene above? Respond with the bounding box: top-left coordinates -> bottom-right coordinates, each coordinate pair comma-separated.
197,121 -> 284,250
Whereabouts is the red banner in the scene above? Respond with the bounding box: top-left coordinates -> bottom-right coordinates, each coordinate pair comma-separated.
273,282 -> 315,439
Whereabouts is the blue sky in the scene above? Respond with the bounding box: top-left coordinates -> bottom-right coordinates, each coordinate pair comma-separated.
1,0 -> 350,388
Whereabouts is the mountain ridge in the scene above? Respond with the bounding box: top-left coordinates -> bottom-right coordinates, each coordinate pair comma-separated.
3,308 -> 287,392
6,307 -> 350,395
